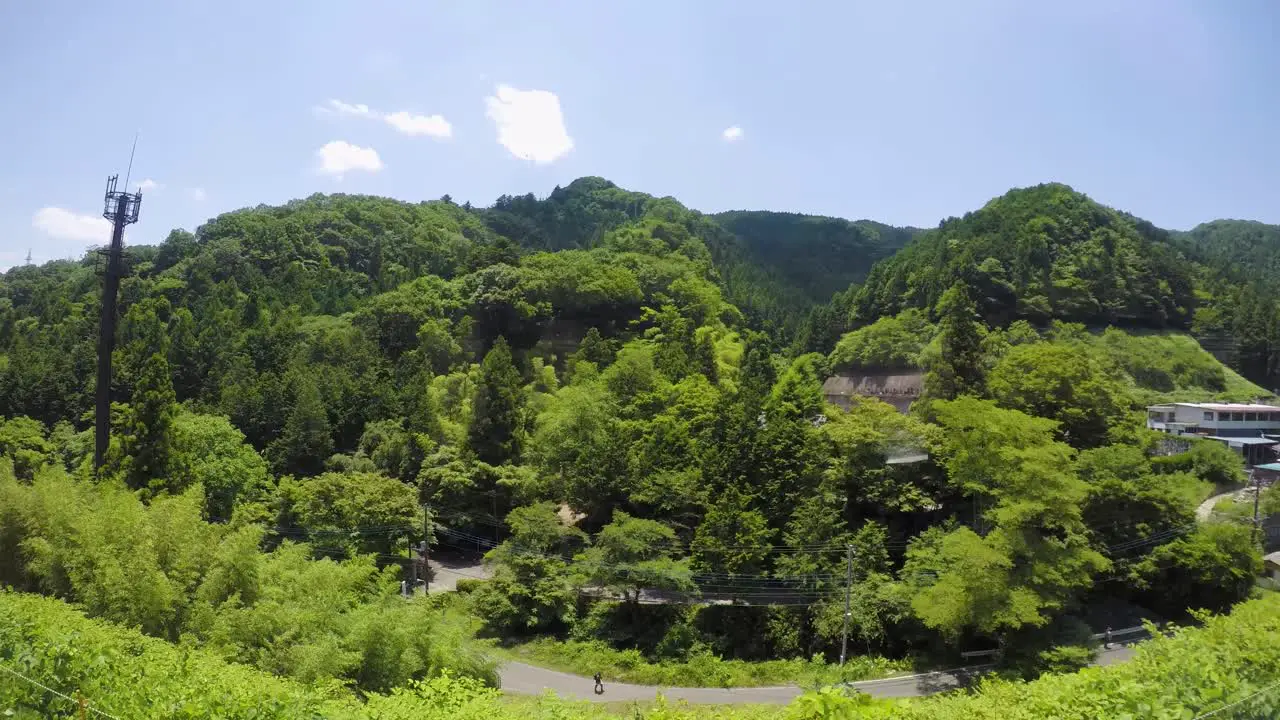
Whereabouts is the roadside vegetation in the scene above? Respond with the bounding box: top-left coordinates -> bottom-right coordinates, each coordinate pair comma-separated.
3,588 -> 1278,718
493,637 -> 909,689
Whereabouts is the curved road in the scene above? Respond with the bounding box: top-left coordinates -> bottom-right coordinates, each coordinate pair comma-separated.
1197,488 -> 1250,522
498,645 -> 1136,704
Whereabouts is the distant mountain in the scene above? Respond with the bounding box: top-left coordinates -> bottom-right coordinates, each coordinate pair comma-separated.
477,177 -> 918,336
1172,219 -> 1280,281
711,211 -> 919,307
16,176 -> 1280,389
849,183 -> 1196,331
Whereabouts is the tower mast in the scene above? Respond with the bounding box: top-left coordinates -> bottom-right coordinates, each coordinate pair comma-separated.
95,174 -> 142,471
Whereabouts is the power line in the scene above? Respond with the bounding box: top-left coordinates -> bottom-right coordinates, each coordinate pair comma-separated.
1191,678 -> 1280,719
0,662 -> 121,720
269,507 -> 1194,556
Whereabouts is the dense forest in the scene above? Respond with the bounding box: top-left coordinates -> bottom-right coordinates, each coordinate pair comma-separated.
712,211 -> 916,307
0,177 -> 1277,714
804,183 -> 1280,393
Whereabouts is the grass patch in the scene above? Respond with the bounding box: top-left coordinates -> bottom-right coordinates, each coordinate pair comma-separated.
493,638 -> 910,689
1083,328 -> 1270,405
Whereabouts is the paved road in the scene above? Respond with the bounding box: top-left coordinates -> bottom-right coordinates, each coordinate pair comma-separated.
426,557 -> 491,594
1197,488 -> 1250,522
498,645 -> 1137,705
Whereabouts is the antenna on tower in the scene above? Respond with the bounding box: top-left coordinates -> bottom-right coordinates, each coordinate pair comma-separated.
24,249 -> 31,266
123,132 -> 139,192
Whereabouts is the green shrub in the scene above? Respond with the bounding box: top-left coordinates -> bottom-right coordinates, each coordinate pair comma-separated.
455,578 -> 485,594
0,590 -> 766,719
0,462 -> 493,692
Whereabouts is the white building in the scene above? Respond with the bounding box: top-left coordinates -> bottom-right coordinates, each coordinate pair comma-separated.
1265,551 -> 1280,583
1146,402 -> 1280,465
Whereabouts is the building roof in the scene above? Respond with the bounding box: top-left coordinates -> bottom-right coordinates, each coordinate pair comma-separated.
1165,402 -> 1280,412
1265,551 -> 1280,567
822,370 -> 924,398
1255,463 -> 1280,472
885,451 -> 929,465
1203,436 -> 1279,446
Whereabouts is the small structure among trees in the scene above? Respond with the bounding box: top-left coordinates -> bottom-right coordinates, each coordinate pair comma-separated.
821,368 -> 923,415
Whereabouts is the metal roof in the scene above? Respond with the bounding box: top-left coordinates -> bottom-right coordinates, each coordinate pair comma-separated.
1203,436 -> 1279,446
1167,402 -> 1280,412
1254,463 -> 1280,472
885,452 -> 929,465
822,370 -> 924,398
1265,551 -> 1280,566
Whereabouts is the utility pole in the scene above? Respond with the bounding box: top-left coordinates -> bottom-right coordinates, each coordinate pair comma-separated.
422,505 -> 432,594
1252,469 -> 1263,545
840,543 -> 853,667
406,534 -> 417,597
94,174 -> 142,472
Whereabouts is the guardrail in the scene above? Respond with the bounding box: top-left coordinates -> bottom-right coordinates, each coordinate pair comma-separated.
958,625 -> 1149,660
1090,624 -> 1147,641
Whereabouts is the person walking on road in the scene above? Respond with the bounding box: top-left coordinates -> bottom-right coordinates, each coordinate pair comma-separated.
1104,626 -> 1113,650
593,672 -> 604,695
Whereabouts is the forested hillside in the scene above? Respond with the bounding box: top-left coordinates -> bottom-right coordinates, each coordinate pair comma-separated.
0,177 -> 1274,711
796,182 -> 1280,394
848,183 -> 1196,331
1176,219 -> 1280,280
712,211 -> 916,307
1174,219 -> 1280,390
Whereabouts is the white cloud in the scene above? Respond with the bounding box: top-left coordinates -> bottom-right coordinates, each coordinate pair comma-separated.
138,178 -> 161,192
484,84 -> 573,164
384,111 -> 452,138
320,98 -> 452,139
323,99 -> 374,117
722,126 -> 744,142
316,140 -> 383,178
32,207 -> 111,243
187,187 -> 207,202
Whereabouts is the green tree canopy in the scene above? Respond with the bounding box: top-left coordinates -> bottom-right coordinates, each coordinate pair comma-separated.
988,341 -> 1132,449
468,336 -> 525,465
829,309 -> 936,370
167,411 -> 272,521
473,502 -> 586,635
576,511 -> 693,603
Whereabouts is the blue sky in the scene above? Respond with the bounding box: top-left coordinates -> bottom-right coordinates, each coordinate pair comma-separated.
2,1 -> 1278,267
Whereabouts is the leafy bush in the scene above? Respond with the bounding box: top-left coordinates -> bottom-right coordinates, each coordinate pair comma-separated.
455,578 -> 485,594
0,462 -> 491,692
0,590 -> 780,719
829,309 -> 935,369
882,592 -> 1280,719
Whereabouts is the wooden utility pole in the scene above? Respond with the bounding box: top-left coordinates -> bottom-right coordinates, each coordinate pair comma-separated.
406,535 -> 417,597
1253,470 -> 1263,545
840,543 -> 853,666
